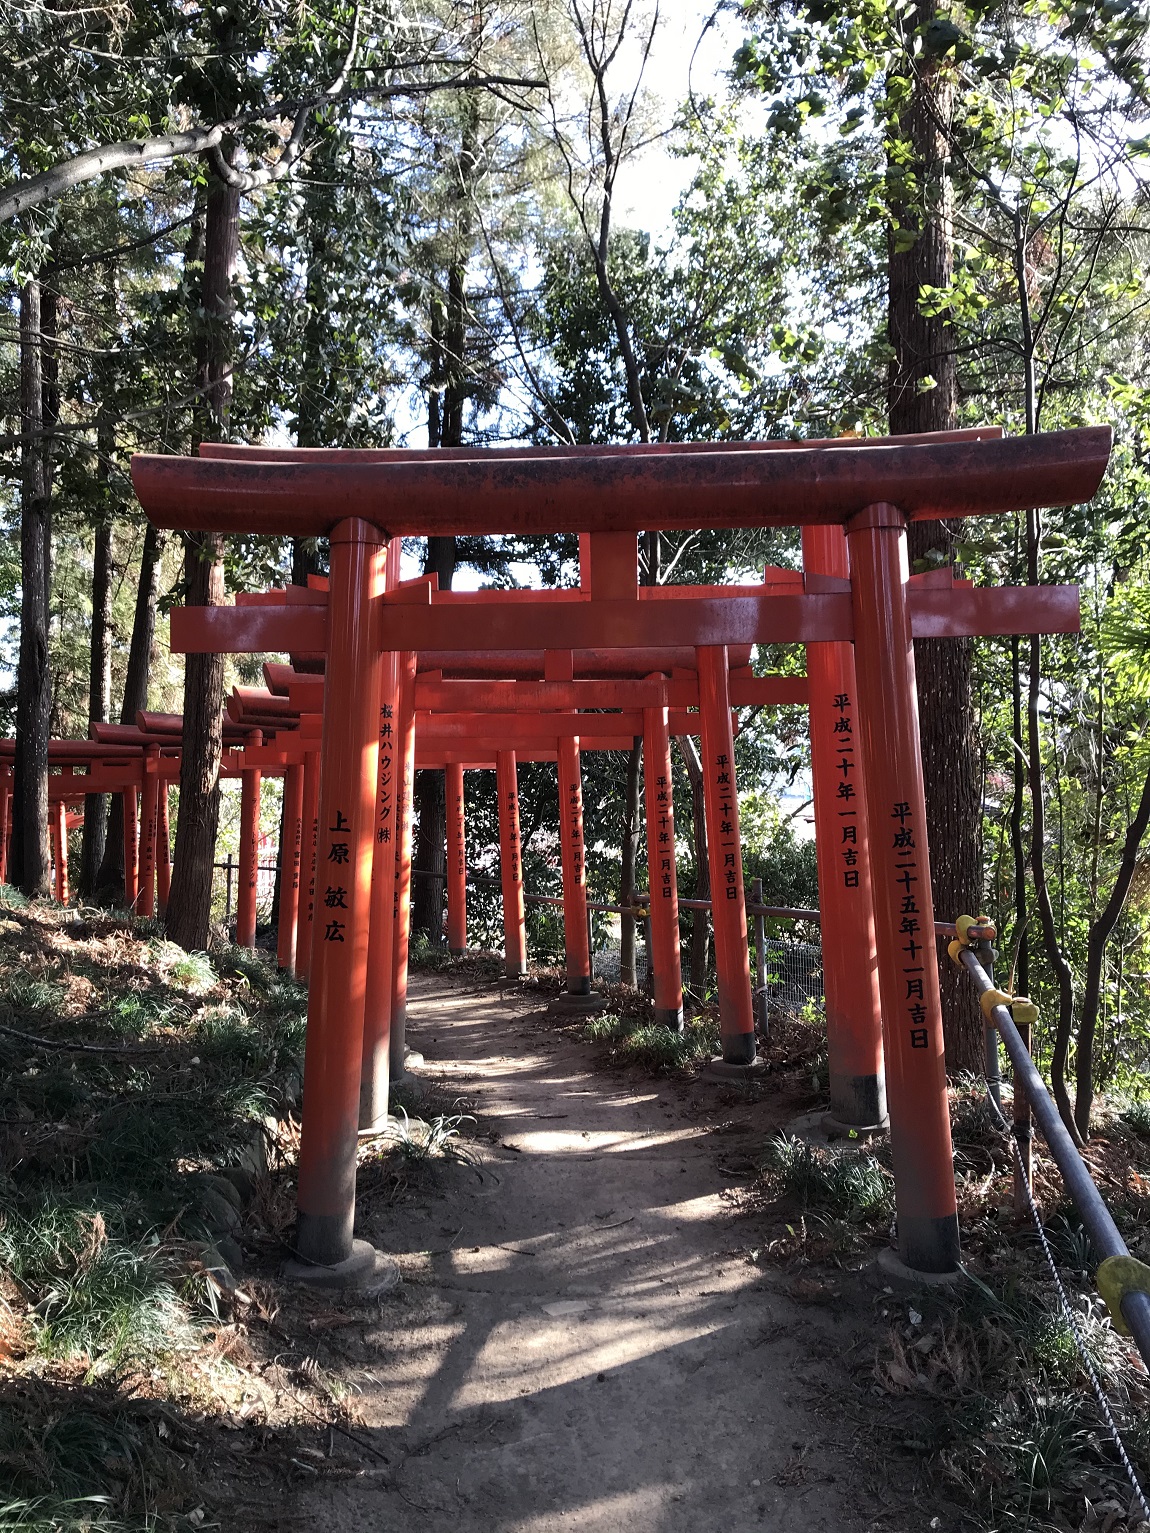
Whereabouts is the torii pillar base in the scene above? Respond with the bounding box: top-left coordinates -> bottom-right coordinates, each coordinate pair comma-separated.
283,1238 -> 400,1295
548,989 -> 608,1017
700,1054 -> 767,1082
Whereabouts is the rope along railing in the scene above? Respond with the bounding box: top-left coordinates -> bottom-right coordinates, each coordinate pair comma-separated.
950,921 -> 1150,1519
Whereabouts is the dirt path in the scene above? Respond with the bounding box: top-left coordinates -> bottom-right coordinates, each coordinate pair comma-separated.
285,973 -> 880,1532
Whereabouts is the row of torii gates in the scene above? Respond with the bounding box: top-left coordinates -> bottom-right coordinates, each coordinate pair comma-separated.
118,424 -> 1106,1283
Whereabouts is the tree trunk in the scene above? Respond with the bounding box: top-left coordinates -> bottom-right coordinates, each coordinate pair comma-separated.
1008,631 -> 1029,993
97,520 -> 161,901
80,513 -> 114,896
165,153 -> 239,950
13,278 -> 52,898
1074,761 -> 1150,1137
887,9 -> 983,1071
411,535 -> 457,941
411,244 -> 465,941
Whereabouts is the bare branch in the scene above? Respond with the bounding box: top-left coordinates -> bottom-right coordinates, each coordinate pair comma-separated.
0,67 -> 546,223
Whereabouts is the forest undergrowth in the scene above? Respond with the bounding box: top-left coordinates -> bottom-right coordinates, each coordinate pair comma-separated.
0,894 -> 471,1532
5,915 -> 1148,1532
745,1073 -> 1150,1533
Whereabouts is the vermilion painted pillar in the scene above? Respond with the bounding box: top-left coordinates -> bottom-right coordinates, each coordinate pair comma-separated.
497,749 -> 527,978
643,685 -> 684,1030
387,651 -> 417,1084
49,811 -> 59,899
138,746 -> 159,919
277,762 -> 304,974
122,786 -> 139,913
556,735 -> 591,995
157,784 -> 171,914
53,802 -> 69,903
845,502 -> 960,1274
0,766 -> 11,883
237,729 -> 263,949
446,761 -> 467,956
697,646 -> 756,1063
803,525 -> 886,1128
361,539 -> 404,1128
295,518 -> 386,1269
296,748 -> 320,982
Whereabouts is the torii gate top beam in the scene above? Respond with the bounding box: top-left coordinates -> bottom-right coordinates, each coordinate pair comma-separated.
131,428 -> 1111,539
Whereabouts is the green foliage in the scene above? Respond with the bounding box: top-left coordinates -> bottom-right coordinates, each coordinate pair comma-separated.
0,1391 -> 194,1529
584,1011 -> 719,1070
381,1107 -> 475,1166
0,1203 -> 192,1373
759,1134 -> 894,1221
0,907 -> 301,1387
1120,1097 -> 1150,1137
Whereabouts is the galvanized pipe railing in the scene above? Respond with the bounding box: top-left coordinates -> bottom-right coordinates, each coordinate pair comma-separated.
955,941 -> 1150,1372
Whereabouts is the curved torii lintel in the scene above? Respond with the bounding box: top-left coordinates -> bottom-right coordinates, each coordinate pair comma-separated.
131,427 -> 1111,539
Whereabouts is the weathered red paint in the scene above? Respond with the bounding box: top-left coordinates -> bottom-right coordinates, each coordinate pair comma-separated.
803,525 -> 886,1128
277,762 -> 304,974
497,750 -> 527,978
697,646 -> 756,1062
845,503 -> 960,1274
556,735 -> 591,994
415,675 -> 807,710
446,761 -> 467,957
169,581 -> 1080,659
388,652 -> 417,1084
643,687 -> 684,1029
53,801 -> 69,903
157,784 -> 171,914
122,786 -> 139,911
200,426 -> 1006,464
360,539 -> 402,1131
132,428 -> 1110,538
137,745 -> 160,919
296,749 -> 320,982
295,519 -> 386,1269
0,766 -> 10,883
236,729 -> 263,949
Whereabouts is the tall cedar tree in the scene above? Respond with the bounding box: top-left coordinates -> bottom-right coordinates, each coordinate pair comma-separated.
13,278 -> 52,896
96,520 -> 161,901
165,157 -> 238,948
887,6 -> 983,1069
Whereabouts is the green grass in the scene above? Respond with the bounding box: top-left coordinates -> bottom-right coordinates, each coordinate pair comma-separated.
1120,1096 -> 1150,1138
0,1495 -> 150,1531
1,976 -> 68,1019
381,1107 -> 475,1165
407,932 -> 454,972
0,908 -> 304,1382
0,1393 -> 195,1530
583,1011 -> 719,1071
0,1203 -> 194,1375
147,946 -> 215,995
759,1133 -> 894,1222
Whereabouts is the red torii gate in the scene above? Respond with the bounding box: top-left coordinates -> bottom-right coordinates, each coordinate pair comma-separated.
0,739 -> 180,915
227,674 -> 699,1080
133,426 -> 1109,1281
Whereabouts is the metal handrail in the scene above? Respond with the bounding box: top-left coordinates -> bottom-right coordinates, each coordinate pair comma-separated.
956,942 -> 1150,1372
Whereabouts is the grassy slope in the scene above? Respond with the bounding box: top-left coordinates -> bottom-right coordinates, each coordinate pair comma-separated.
0,893 -> 318,1530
